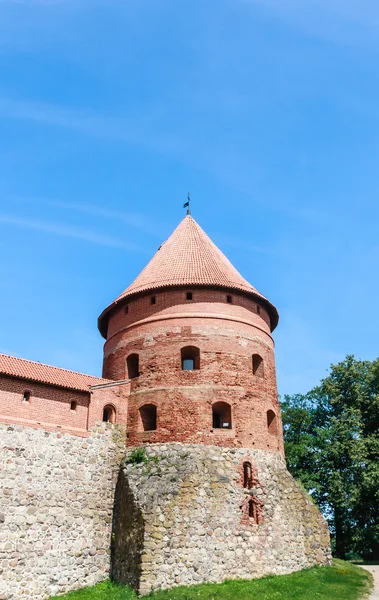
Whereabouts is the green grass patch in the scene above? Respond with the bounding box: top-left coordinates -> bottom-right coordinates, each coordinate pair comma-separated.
52,560 -> 373,600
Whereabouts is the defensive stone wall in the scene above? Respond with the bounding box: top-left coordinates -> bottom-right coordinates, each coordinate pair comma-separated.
0,422 -> 126,600
112,443 -> 331,594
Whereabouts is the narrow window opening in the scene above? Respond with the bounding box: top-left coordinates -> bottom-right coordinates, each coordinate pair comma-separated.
23,391 -> 31,403
124,305 -> 129,315
181,346 -> 200,371
248,499 -> 258,523
227,295 -> 233,304
139,404 -> 157,431
186,292 -> 193,301
70,401 -> 77,411
256,305 -> 261,315
243,461 -> 253,488
102,405 -> 116,424
267,410 -> 278,436
127,354 -> 140,379
150,296 -> 156,305
212,402 -> 232,429
252,354 -> 264,378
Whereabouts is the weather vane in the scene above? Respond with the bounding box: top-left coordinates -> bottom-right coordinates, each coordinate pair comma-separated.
183,192 -> 191,215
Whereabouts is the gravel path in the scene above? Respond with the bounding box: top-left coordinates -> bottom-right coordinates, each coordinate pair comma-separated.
360,565 -> 379,599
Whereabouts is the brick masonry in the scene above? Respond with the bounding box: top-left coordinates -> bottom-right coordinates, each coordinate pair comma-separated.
0,375 -> 129,436
102,288 -> 283,453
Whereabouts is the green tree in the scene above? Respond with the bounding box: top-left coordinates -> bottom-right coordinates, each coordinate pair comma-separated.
281,355 -> 379,560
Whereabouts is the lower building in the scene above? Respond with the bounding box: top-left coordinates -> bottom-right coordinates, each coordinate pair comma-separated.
0,215 -> 331,599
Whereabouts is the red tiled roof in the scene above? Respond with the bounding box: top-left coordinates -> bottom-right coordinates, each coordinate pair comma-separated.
99,215 -> 278,332
0,353 -> 112,392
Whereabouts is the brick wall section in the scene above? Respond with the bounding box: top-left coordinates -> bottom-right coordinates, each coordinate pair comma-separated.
0,375 -> 129,436
102,289 -> 283,454
88,385 -> 129,431
104,288 -> 271,342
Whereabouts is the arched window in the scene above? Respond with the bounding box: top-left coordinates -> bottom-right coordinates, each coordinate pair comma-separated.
181,346 -> 200,371
103,405 -> 116,424
252,354 -> 264,378
139,404 -> 157,431
212,402 -> 232,429
243,461 -> 253,488
70,401 -> 77,411
23,391 -> 31,403
267,410 -> 277,435
127,354 -> 140,379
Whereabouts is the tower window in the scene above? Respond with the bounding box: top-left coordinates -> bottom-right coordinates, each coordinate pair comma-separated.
139,404 -> 157,431
70,401 -> 77,411
186,292 -> 193,301
248,499 -> 259,523
227,295 -> 233,304
267,410 -> 278,435
181,346 -> 200,371
127,354 -> 140,379
257,305 -> 261,315
125,305 -> 129,315
252,354 -> 264,378
150,296 -> 156,305
23,391 -> 31,403
103,405 -> 116,424
243,461 -> 253,488
212,402 -> 232,429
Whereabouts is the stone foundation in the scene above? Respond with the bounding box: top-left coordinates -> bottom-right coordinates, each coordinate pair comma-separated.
112,443 -> 331,594
0,422 -> 125,600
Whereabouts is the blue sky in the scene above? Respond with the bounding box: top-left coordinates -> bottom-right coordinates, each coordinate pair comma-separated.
0,0 -> 378,395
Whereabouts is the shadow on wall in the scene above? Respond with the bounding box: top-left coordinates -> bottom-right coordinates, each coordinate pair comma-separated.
111,468 -> 145,591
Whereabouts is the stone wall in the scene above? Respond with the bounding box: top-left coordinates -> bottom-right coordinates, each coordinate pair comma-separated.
112,443 -> 331,594
0,422 -> 125,600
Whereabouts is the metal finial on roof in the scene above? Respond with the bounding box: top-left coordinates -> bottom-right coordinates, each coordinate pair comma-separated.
183,192 -> 191,215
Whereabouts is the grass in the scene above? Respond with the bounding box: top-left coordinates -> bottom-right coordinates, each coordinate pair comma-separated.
52,560 -> 373,600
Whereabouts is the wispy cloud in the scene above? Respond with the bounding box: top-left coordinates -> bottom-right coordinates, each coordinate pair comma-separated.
0,96 -> 328,224
0,97 -> 181,155
244,0 -> 379,43
48,201 -> 161,237
0,214 -> 143,251
213,233 -> 277,257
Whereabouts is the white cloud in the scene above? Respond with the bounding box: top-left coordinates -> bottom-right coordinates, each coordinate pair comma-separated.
0,97 -> 182,156
0,213 -> 143,251
244,0 -> 379,42
48,201 -> 161,238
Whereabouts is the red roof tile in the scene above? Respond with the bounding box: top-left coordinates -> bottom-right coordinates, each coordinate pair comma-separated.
0,353 -> 111,392
99,215 -> 278,332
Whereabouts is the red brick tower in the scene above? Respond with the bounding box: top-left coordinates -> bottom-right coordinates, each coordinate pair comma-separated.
98,215 -> 283,454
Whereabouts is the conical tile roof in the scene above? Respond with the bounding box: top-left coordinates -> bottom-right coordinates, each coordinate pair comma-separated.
98,215 -> 278,334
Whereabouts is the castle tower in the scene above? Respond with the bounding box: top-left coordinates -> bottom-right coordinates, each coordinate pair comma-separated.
98,215 -> 282,453
99,215 -> 331,593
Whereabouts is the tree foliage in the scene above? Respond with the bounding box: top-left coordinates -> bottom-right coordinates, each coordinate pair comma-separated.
281,355 -> 379,560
